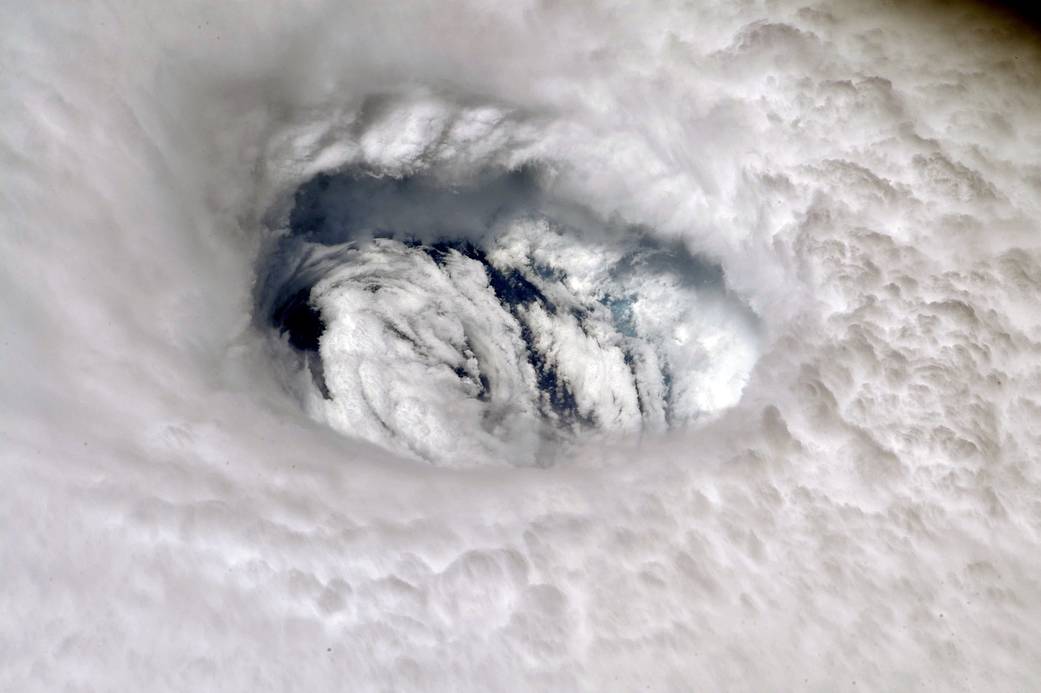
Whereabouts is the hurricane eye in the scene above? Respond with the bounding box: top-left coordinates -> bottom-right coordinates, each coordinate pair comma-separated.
256,167 -> 761,466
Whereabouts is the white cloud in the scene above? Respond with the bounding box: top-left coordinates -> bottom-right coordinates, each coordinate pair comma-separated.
3,0 -> 1041,690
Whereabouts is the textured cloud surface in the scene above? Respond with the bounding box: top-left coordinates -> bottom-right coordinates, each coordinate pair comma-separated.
3,0 -> 1041,690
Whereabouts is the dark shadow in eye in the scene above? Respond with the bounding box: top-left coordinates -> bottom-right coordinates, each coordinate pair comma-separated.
272,287 -> 324,352
287,166 -> 543,245
423,240 -> 549,309
270,286 -> 331,399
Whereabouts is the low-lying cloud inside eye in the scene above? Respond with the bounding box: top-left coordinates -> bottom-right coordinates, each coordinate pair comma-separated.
260,169 -> 760,465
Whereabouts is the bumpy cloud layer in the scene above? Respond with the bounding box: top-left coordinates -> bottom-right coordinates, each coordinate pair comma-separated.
3,0 -> 1041,690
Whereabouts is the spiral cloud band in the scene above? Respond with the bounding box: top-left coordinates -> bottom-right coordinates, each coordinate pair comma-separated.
3,0 -> 1041,690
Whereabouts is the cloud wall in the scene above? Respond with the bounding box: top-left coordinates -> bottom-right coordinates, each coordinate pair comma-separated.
2,0 -> 1041,690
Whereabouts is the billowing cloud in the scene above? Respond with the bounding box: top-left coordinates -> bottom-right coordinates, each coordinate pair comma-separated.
3,0 -> 1041,690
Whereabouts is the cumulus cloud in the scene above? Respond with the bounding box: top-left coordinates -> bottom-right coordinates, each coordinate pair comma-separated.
3,0 -> 1041,690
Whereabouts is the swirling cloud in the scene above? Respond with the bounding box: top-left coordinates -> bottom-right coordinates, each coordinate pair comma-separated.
3,1 -> 1041,690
